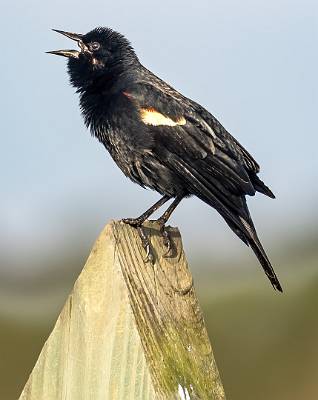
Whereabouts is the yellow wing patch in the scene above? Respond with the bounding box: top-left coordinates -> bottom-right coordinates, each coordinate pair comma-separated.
140,108 -> 186,127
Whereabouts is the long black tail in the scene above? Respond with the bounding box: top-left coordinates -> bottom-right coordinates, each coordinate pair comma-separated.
197,189 -> 283,292
166,154 -> 283,291
202,194 -> 283,292
238,216 -> 283,292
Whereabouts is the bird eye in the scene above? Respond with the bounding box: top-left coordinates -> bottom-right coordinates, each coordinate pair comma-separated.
90,42 -> 100,51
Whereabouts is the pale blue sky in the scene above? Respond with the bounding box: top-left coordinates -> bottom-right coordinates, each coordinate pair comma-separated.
1,0 -> 317,275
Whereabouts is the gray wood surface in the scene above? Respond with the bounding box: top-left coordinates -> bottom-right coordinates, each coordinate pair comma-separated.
19,221 -> 225,400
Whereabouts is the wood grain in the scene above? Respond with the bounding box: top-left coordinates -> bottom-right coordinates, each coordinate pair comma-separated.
19,221 -> 225,400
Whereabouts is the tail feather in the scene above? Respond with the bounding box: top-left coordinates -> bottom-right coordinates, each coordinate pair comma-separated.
239,216 -> 283,292
223,214 -> 282,292
166,154 -> 282,291
250,174 -> 275,199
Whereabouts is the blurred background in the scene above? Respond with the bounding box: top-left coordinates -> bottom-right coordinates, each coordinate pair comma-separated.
1,0 -> 317,399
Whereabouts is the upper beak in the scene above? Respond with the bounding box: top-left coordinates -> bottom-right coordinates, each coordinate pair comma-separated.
46,29 -> 86,59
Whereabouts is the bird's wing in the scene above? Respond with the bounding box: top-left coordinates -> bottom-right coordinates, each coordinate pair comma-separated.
123,81 -> 274,199
123,81 -> 282,292
137,69 -> 265,174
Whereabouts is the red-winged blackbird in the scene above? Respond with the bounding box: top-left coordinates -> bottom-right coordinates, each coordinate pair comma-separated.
48,27 -> 282,292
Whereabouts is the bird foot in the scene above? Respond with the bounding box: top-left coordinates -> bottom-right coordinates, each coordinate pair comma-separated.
122,217 -> 172,260
157,220 -> 172,257
122,217 -> 145,227
122,218 -> 153,263
137,226 -> 154,263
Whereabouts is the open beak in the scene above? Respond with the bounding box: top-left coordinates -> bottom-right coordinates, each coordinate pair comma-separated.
47,29 -> 86,59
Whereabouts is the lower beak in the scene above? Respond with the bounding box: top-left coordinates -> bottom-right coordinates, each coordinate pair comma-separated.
47,29 -> 85,59
46,49 -> 80,59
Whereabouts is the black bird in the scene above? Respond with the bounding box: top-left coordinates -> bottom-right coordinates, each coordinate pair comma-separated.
48,27 -> 282,292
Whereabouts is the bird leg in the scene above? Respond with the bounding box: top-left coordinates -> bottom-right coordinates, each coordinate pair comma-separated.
122,195 -> 171,261
154,195 -> 184,256
122,194 -> 171,227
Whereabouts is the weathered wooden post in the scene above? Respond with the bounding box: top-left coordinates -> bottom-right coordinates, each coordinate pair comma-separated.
19,221 -> 225,400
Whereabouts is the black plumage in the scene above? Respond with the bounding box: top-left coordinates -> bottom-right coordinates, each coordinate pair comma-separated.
48,27 -> 282,292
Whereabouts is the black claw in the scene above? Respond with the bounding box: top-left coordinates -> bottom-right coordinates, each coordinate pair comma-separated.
159,223 -> 172,257
162,231 -> 171,249
137,226 -> 153,263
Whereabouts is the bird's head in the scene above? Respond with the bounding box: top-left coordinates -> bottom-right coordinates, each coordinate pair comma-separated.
48,27 -> 139,91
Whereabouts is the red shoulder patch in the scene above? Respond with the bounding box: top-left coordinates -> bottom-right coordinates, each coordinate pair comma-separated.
122,91 -> 134,99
